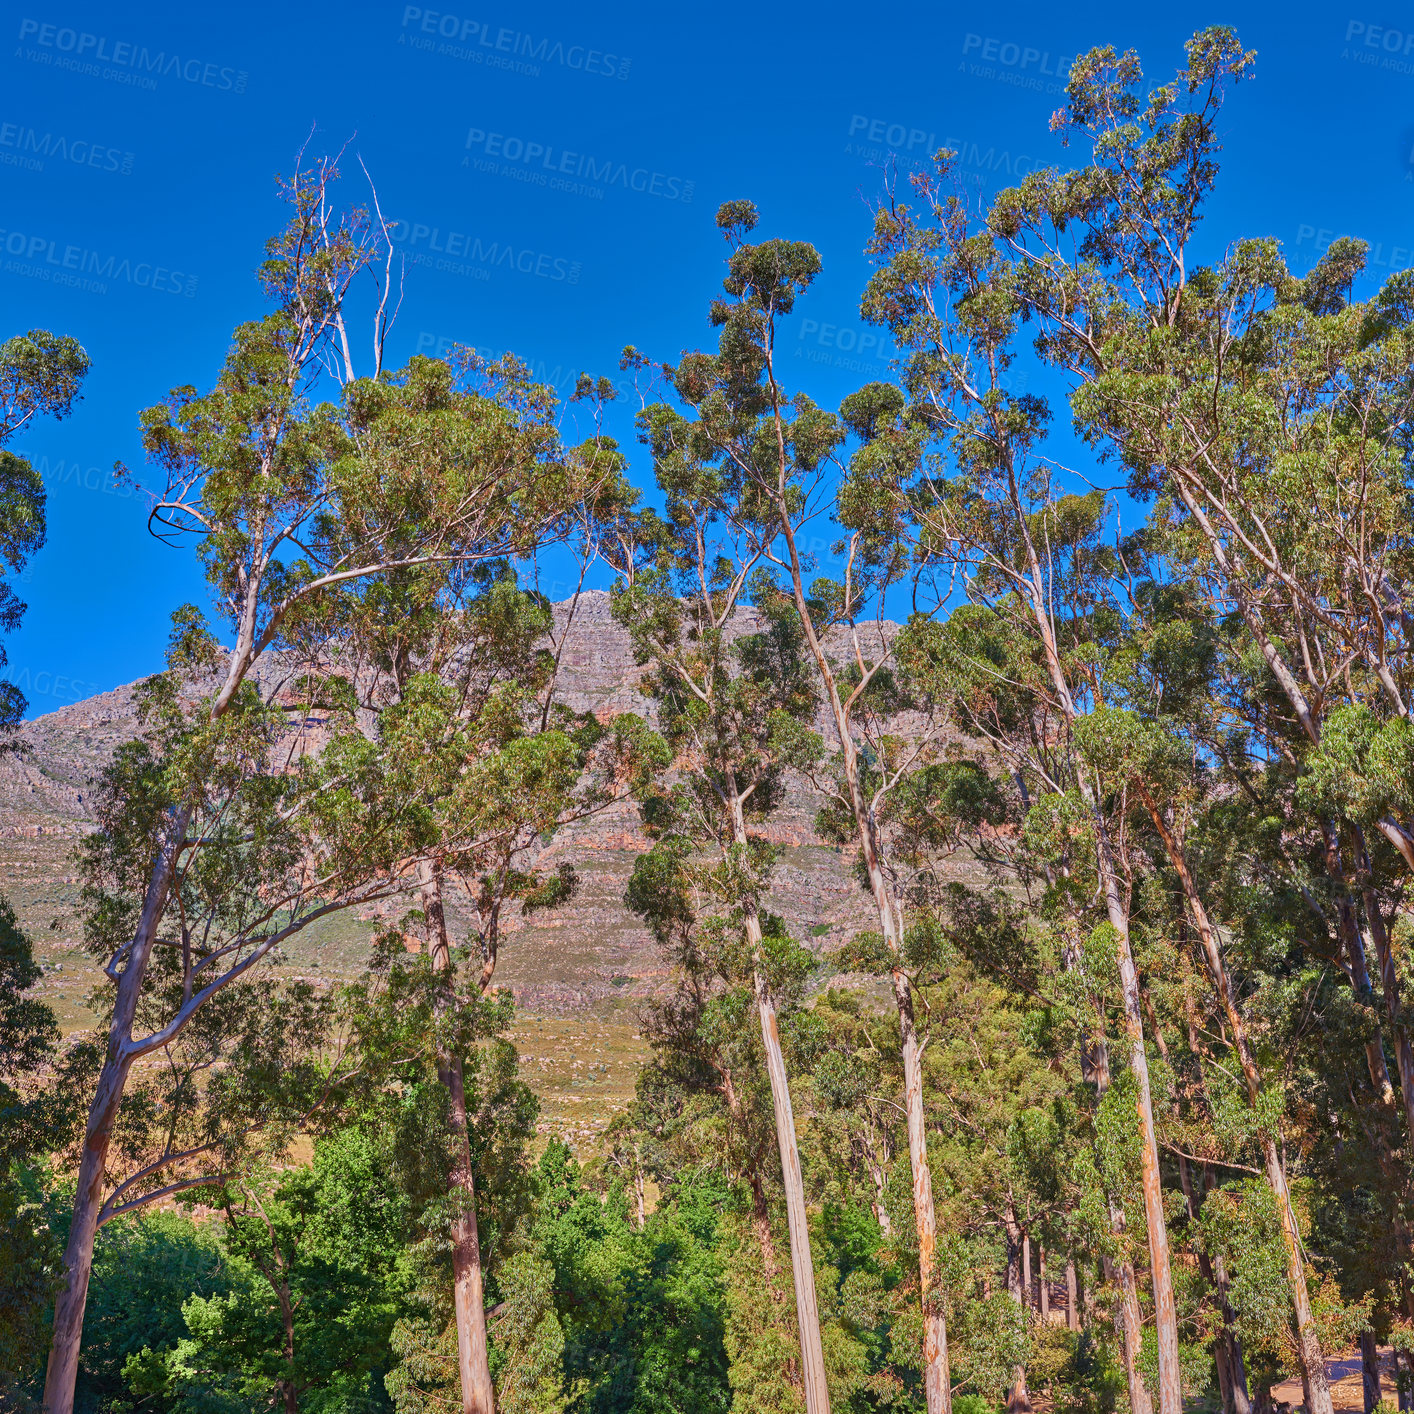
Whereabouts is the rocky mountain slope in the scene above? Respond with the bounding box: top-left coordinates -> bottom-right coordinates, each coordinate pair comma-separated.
1,594 -> 920,1037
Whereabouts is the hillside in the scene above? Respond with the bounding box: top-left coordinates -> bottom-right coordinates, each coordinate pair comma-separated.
1,594 -> 931,1150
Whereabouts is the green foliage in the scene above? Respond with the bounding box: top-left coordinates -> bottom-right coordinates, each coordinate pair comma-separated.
0,327 -> 89,726
0,1162 -> 64,1397
528,1147 -> 731,1414
118,1126 -> 411,1413
0,898 -> 62,1168
492,1253 -> 570,1414
79,1209 -> 232,1410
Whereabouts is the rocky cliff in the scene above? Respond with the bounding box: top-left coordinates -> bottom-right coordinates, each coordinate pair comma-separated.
1,594 -> 914,1032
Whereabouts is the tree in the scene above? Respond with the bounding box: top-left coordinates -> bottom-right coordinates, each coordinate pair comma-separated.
0,328 -> 89,1393
0,327 -> 90,729
608,428 -> 833,1413
326,357 -> 618,1414
630,199 -> 955,1414
43,159 -> 595,1414
624,834 -> 824,1409
964,25 -> 1414,1412
860,157 -> 1188,1414
0,900 -> 74,1397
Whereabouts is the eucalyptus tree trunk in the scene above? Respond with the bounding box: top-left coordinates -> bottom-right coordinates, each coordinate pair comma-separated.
1104,1237 -> 1153,1414
750,1175 -> 781,1282
633,1147 -> 646,1230
1321,819 -> 1401,1116
730,796 -> 832,1414
276,1276 -> 299,1414
1004,1198 -> 1033,1414
1137,790 -> 1332,1414
1013,542 -> 1181,1414
1360,1331 -> 1381,1414
1085,795 -> 1181,1414
44,821 -> 188,1413
778,522 -> 952,1414
1063,936 -> 1152,1414
420,859 -> 496,1414
1176,1150 -> 1246,1414
1178,1010 -> 1253,1414
1358,861 -> 1414,1144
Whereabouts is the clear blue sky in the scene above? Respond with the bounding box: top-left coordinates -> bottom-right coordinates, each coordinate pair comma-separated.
2,0 -> 1408,713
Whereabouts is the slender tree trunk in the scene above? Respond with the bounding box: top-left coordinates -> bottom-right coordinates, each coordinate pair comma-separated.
1094,816 -> 1182,1414
1023,1232 -> 1033,1310
1321,821 -> 1401,1113
1176,1148 -> 1246,1414
1039,1246 -> 1049,1323
633,1146 -> 646,1230
44,1059 -> 128,1412
277,1279 -> 300,1414
750,939 -> 832,1414
1361,871 -> 1414,1144
1004,1198 -> 1032,1414
730,794 -> 832,1414
890,962 -> 952,1414
869,1152 -> 892,1238
1216,1249 -> 1252,1414
1104,1249 -> 1153,1414
45,831 -> 184,1414
1170,1148 -> 1249,1414
1138,790 -> 1333,1414
1179,1008 -> 1252,1414
778,522 -> 950,1414
1066,1258 -> 1079,1333
1213,1333 -> 1235,1414
1339,868 -> 1398,1110
1065,936 -> 1151,1414
420,860 -> 496,1414
1360,1330 -> 1381,1414
749,1170 -> 781,1287
1010,523 -> 1180,1414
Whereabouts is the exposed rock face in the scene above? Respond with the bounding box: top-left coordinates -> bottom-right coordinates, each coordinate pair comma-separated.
1,593 -> 906,1019
0,682 -> 140,834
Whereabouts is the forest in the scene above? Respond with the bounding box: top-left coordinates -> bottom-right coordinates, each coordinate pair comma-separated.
3,25 -> 1414,1414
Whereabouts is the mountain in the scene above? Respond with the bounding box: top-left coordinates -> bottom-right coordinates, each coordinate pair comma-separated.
0,593 -> 906,1034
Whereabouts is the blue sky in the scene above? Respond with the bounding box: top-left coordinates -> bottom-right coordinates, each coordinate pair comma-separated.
2,0 -> 1410,713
